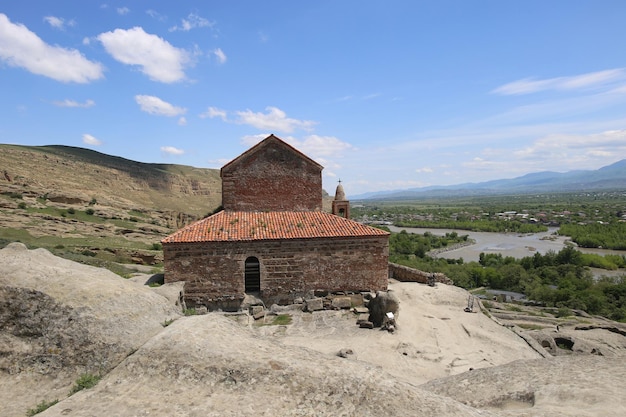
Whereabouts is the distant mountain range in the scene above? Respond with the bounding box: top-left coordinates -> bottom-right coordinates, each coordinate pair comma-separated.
353,159 -> 626,200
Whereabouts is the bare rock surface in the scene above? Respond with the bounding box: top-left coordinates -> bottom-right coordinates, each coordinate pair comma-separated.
0,243 -> 182,417
259,283 -> 545,386
486,300 -> 626,357
422,355 -> 626,417
1,245 -> 625,416
37,315 -> 493,417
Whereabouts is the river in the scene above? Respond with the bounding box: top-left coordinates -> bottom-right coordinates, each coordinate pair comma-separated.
388,226 -> 626,278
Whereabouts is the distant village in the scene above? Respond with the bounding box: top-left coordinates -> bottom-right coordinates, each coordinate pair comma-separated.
354,191 -> 626,228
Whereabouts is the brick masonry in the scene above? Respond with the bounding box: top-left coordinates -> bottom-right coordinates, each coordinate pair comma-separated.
164,236 -> 389,308
163,135 -> 390,310
221,137 -> 323,212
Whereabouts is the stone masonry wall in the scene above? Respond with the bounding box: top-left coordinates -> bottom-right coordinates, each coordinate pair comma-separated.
388,262 -> 453,285
164,236 -> 389,309
221,143 -> 322,212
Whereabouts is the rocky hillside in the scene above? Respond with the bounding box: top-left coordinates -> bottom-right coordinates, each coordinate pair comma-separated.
0,144 -> 224,269
0,144 -> 222,216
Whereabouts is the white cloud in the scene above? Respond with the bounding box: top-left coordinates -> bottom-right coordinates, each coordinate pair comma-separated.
44,16 -> 64,29
204,107 -> 315,133
462,157 -> 508,171
212,47 -> 227,64
97,27 -> 190,83
515,129 -> 626,159
207,157 -> 232,167
240,134 -> 271,147
82,134 -> 102,146
117,7 -> 130,15
160,146 -> 184,155
43,16 -> 75,30
291,135 -> 353,157
134,95 -> 186,116
317,157 -> 342,172
0,13 -> 104,83
146,9 -> 166,21
169,13 -> 214,32
415,167 -> 434,173
53,99 -> 95,108
450,128 -> 626,182
235,106 -> 316,133
492,68 -> 626,95
362,93 -> 381,100
239,134 -> 353,173
177,116 -> 187,126
199,106 -> 227,120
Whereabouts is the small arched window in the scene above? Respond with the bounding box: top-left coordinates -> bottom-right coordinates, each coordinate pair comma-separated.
244,256 -> 261,293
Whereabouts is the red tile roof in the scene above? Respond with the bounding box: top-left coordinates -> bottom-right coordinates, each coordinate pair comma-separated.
162,211 -> 389,243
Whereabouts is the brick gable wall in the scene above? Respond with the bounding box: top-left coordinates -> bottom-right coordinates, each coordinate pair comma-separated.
221,140 -> 322,212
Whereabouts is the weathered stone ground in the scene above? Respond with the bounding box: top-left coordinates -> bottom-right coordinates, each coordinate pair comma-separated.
1,243 -> 625,417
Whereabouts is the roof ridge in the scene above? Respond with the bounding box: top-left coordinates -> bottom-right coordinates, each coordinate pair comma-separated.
162,210 -> 388,243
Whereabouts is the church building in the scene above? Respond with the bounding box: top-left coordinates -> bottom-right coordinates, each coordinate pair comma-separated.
162,134 -> 389,310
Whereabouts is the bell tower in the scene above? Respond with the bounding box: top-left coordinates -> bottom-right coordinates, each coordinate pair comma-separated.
331,179 -> 350,219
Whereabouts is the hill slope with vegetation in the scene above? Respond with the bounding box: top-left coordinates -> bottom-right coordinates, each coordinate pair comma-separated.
0,144 -> 223,272
0,144 -> 223,216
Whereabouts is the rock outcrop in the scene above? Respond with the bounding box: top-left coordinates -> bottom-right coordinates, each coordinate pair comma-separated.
1,245 -> 625,417
0,243 -> 182,417
34,315 -> 494,417
367,290 -> 400,327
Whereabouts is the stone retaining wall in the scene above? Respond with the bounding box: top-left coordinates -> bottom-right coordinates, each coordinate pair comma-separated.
388,262 -> 453,285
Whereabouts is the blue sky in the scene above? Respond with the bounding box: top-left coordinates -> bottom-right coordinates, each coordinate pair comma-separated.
1,1 -> 626,196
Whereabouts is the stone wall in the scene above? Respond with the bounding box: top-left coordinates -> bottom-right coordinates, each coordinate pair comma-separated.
388,262 -> 453,285
164,236 -> 389,309
221,141 -> 323,212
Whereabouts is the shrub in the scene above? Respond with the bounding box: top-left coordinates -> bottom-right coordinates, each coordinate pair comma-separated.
26,399 -> 59,416
18,201 -> 27,209
85,208 -> 95,215
555,307 -> 572,318
6,192 -> 22,199
69,373 -> 101,395
151,243 -> 163,251
184,308 -> 197,316
67,207 -> 75,215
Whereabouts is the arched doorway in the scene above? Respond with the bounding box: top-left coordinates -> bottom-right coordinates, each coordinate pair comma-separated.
244,256 -> 261,293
